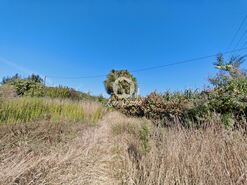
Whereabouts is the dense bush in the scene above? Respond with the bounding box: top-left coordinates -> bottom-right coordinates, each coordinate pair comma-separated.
110,55 -> 247,129
110,91 -> 203,127
207,77 -> 247,128
111,79 -> 247,129
3,76 -> 43,96
1,74 -> 106,103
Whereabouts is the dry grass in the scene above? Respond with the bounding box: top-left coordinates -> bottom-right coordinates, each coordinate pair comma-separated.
1,110 -> 247,185
0,85 -> 17,99
0,97 -> 115,185
0,113 -> 118,185
113,122 -> 247,185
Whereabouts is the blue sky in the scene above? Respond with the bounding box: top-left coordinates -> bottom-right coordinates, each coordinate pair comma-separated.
0,0 -> 247,96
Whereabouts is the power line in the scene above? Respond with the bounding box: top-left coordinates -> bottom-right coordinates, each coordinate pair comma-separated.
234,29 -> 247,49
46,47 -> 247,80
227,15 -> 247,50
131,47 -> 247,73
46,74 -> 107,79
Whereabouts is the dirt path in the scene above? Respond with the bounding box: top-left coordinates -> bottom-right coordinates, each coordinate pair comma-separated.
0,112 -> 121,185
47,112 -> 119,185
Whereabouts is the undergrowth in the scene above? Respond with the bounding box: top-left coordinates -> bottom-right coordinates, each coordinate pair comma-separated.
111,115 -> 247,185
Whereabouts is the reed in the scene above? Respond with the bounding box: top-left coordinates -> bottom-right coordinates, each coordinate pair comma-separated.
0,97 -> 105,124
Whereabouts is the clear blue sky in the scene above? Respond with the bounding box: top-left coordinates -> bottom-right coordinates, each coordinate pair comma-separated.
0,0 -> 247,96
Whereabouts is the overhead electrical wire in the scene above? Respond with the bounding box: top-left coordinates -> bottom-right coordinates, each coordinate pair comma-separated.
234,29 -> 247,49
227,15 -> 247,50
45,47 -> 247,80
131,47 -> 247,73
46,15 -> 247,80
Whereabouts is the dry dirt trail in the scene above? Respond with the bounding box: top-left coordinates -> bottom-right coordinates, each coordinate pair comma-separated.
47,112 -> 120,185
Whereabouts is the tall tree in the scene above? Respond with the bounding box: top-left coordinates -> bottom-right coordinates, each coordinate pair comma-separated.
104,70 -> 137,98
1,73 -> 21,84
209,54 -> 246,87
27,74 -> 44,84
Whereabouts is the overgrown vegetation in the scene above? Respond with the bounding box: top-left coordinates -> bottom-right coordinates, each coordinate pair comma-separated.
110,54 -> 247,130
112,117 -> 247,185
0,97 -> 105,124
1,54 -> 247,184
0,116 -> 113,185
1,74 -> 106,103
0,76 -> 110,184
111,115 -> 151,154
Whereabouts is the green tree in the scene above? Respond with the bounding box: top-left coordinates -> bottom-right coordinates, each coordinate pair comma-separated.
104,70 -> 138,98
1,74 -> 44,96
1,73 -> 21,84
27,74 -> 44,84
209,54 -> 246,87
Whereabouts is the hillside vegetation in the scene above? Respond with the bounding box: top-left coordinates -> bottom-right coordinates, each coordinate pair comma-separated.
0,97 -> 105,124
1,54 -> 247,184
1,74 -> 106,102
111,55 -> 247,130
1,110 -> 247,185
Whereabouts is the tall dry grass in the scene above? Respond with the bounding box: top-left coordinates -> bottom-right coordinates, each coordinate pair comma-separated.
1,109 -> 247,185
113,121 -> 247,185
0,113 -> 117,185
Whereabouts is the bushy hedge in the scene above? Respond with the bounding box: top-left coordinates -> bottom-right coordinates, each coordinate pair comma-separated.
111,55 -> 247,129
111,77 -> 247,129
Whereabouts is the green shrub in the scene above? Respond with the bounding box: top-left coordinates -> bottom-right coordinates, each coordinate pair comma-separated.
111,79 -> 247,129
110,55 -> 247,129
1,74 -> 106,103
138,124 -> 150,152
2,74 -> 45,96
207,77 -> 247,128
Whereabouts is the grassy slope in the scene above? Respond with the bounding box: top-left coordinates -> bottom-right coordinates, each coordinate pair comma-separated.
0,98 -> 247,184
0,97 -> 114,184
0,97 -> 105,124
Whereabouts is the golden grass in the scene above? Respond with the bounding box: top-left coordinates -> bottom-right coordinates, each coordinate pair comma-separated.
113,123 -> 247,185
0,114 -> 117,185
1,109 -> 247,184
